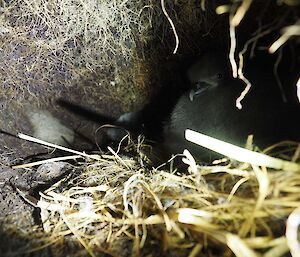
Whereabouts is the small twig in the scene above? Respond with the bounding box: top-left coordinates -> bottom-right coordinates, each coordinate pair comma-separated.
269,21 -> 300,53
236,41 -> 251,108
182,149 -> 198,174
229,6 -> 238,78
286,207 -> 300,257
185,129 -> 300,172
161,0 -> 179,54
292,143 -> 300,163
236,75 -> 251,110
15,187 -> 38,207
12,155 -> 83,169
200,0 -> 206,11
297,76 -> 300,103
231,0 -> 253,27
107,146 -> 130,169
235,26 -> 272,108
17,133 -> 101,161
228,1 -> 255,79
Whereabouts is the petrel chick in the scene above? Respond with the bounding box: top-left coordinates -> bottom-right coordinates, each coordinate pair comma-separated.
163,53 -> 300,161
105,52 -> 299,163
187,52 -> 229,101
106,52 -> 230,144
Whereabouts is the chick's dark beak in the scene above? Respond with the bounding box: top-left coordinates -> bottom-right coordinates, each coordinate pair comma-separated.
189,82 -> 211,101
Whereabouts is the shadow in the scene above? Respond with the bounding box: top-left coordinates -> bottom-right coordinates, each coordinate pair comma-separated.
0,129 -> 18,139
57,99 -> 115,124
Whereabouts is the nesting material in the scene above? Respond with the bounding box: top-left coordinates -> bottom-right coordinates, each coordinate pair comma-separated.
185,129 -> 300,172
24,133 -> 300,257
1,1 -> 300,256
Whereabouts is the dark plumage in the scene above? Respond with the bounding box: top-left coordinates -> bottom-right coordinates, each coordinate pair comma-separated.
63,52 -> 299,162
187,52 -> 228,100
163,53 -> 300,160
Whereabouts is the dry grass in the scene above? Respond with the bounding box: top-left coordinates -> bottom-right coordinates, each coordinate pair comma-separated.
0,0 -> 162,111
0,0 -> 298,111
1,0 -> 151,70
216,1 -> 300,107
0,0 -> 222,113
13,134 -> 300,257
1,0 -> 300,256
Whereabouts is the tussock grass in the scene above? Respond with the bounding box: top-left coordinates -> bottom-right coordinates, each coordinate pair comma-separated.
1,1 -> 300,256
19,134 -> 300,257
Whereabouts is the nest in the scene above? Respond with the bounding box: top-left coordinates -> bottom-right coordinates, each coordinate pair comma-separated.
1,0 -> 300,256
11,131 -> 300,257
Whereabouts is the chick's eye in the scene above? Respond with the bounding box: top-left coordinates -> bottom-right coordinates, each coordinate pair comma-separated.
195,82 -> 202,89
216,73 -> 223,79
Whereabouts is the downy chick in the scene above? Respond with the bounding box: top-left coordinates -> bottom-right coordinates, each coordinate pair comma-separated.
163,52 -> 300,161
